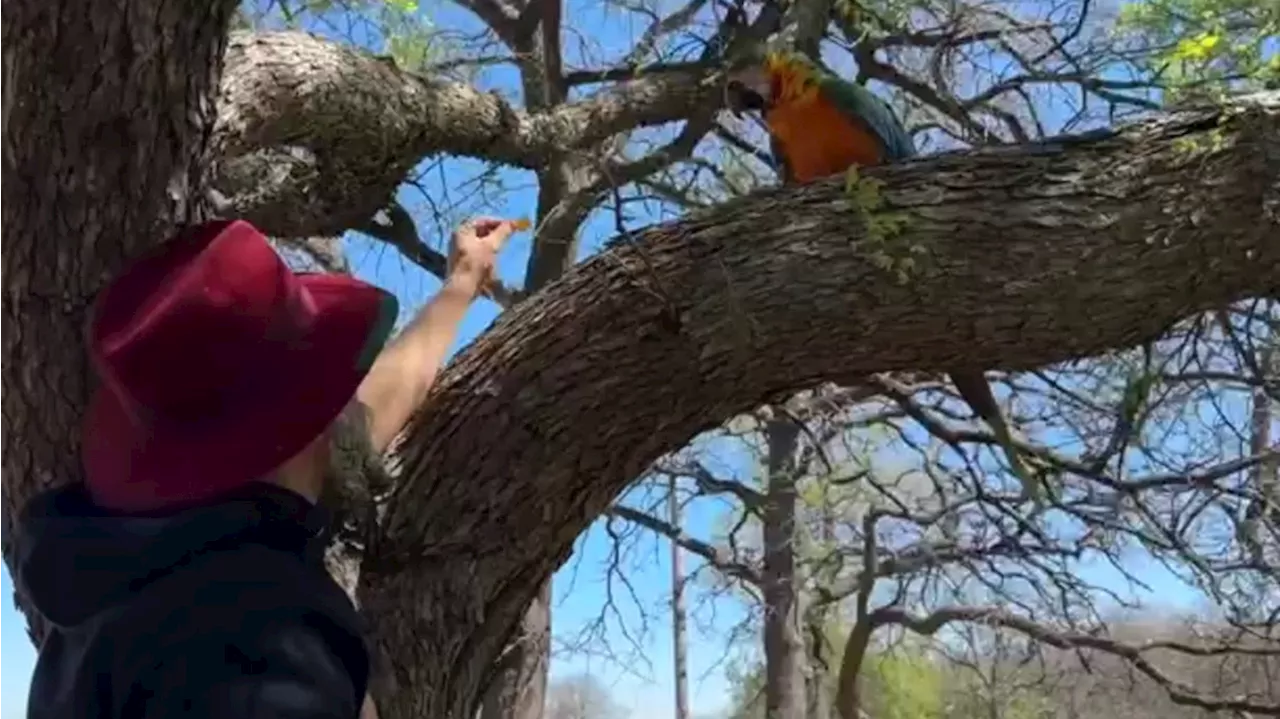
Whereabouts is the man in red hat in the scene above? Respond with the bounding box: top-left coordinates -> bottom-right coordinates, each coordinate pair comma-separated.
12,216 -> 519,718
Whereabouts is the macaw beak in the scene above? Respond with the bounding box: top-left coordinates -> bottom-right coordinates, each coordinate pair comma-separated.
725,66 -> 771,117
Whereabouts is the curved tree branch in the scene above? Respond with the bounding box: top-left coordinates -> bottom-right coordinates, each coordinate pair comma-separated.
607,505 -> 762,585
354,95 -> 1279,716
214,31 -> 721,237
380,92 -> 1279,560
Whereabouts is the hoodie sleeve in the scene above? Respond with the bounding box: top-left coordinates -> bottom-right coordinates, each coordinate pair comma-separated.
120,610 -> 368,719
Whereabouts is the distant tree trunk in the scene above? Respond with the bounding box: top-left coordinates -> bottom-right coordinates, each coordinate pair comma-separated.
804,491 -> 837,719
763,414 -> 806,719
1251,347 -> 1277,512
1241,345 -> 1278,569
670,475 -> 691,719
804,613 -> 833,719
833,615 -> 876,719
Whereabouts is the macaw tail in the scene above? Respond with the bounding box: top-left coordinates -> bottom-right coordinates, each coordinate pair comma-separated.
949,370 -> 1042,504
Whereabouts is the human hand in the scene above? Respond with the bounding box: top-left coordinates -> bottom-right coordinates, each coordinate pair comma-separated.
446,217 -> 521,296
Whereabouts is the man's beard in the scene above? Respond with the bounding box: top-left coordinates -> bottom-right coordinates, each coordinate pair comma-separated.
318,401 -> 388,544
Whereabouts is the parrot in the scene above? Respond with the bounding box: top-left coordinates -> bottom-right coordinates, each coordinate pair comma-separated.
727,51 -> 1041,502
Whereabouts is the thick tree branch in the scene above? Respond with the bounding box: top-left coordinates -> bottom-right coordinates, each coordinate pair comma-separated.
357,92 -> 1277,718
379,92 -> 1279,560
215,31 -> 721,237
456,0 -> 522,45
656,459 -> 766,511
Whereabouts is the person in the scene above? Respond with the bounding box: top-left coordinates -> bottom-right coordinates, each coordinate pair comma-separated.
11,216 -> 517,718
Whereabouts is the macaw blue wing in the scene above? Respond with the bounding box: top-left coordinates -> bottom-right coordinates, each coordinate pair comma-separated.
816,75 -> 916,161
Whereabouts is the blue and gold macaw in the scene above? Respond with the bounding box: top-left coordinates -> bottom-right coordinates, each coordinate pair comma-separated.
729,52 -> 1038,500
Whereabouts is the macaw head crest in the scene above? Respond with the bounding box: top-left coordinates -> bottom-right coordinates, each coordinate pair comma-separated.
765,52 -> 821,103
764,51 -> 812,78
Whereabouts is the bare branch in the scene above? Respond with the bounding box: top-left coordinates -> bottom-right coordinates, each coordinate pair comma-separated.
216,31 -> 722,237
877,605 -> 1280,714
607,505 -> 762,586
357,202 -> 523,308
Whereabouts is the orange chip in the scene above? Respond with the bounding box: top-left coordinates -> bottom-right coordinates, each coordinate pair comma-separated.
512,218 -> 532,231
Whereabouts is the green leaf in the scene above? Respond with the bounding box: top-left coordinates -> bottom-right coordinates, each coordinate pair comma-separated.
1115,0 -> 1279,99
1174,32 -> 1223,61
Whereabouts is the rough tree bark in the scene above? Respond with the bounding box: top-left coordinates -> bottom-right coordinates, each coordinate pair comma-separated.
478,582 -> 551,719
1,0 -> 240,593
1241,345 -> 1278,564
834,603 -> 877,719
214,30 -> 720,239
5,5 -> 1278,715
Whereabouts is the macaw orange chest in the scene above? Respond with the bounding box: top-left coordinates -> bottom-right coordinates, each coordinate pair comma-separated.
765,95 -> 885,182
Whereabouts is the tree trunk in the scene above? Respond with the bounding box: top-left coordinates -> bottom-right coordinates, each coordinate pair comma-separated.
670,475 -> 691,719
1250,346 -> 1276,508
2,0 -> 239,632
1242,345 -> 1278,568
804,610 -> 833,719
762,415 -> 806,719
478,581 -> 552,719
358,546 -> 571,718
804,492 -> 837,719
833,615 -> 877,719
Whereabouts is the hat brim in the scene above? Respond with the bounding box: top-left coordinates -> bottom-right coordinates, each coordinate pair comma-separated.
83,274 -> 398,514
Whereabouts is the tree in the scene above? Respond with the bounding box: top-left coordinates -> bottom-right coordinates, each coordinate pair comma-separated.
669,473 -> 692,719
4,1 -> 1278,719
723,639 -> 950,719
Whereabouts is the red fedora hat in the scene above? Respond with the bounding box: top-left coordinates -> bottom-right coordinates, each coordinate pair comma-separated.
83,220 -> 398,513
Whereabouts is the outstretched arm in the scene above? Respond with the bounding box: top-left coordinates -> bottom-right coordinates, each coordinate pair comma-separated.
356,218 -> 516,453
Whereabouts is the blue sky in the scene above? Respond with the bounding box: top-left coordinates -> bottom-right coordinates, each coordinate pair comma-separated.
2,0 -> 1263,717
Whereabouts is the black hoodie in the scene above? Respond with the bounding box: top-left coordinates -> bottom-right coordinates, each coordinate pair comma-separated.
12,483 -> 369,719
